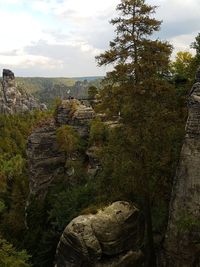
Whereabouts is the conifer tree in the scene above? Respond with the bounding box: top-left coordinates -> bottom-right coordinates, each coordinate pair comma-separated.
96,1 -> 180,266
96,0 -> 172,87
190,33 -> 200,80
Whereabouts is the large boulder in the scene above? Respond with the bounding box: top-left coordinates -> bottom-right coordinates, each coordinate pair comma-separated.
55,201 -> 144,267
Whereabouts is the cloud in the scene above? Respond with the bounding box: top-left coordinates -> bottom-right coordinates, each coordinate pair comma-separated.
0,54 -> 61,69
0,9 -> 43,51
21,39 -> 108,76
0,0 -> 199,76
150,0 -> 200,55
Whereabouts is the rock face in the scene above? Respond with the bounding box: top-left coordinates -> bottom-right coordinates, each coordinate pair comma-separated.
27,99 -> 95,196
163,69 -> 200,267
56,99 -> 95,137
0,69 -> 46,114
27,119 -> 65,196
55,201 -> 144,267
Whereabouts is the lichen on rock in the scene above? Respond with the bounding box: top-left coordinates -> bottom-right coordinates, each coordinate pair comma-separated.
55,201 -> 144,267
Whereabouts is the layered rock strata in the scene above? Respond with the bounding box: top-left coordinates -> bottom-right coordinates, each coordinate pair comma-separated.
55,201 -> 144,267
56,99 -> 95,137
27,119 -> 65,195
27,99 -> 96,196
0,69 -> 46,114
163,67 -> 200,267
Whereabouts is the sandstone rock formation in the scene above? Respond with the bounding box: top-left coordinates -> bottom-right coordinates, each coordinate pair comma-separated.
55,201 -> 144,267
27,119 -> 65,195
0,69 -> 46,114
56,99 -> 95,137
163,68 -> 200,267
27,99 -> 96,197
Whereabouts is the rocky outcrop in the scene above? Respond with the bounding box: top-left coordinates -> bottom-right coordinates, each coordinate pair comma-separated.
56,99 -> 95,137
0,69 -> 46,114
55,201 -> 144,267
163,68 -> 200,267
27,99 -> 96,197
27,119 -> 65,196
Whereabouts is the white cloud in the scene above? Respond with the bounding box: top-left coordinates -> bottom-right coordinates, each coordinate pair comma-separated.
53,0 -> 119,19
169,33 -> 198,58
0,10 -> 43,52
156,0 -> 200,22
0,0 -> 199,76
0,54 -> 61,69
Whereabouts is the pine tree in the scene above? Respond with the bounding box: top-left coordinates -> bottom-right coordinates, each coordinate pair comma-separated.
96,0 -> 172,87
96,1 -> 181,266
190,33 -> 200,80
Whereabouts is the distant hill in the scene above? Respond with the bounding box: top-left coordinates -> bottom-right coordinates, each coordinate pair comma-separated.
71,76 -> 104,81
15,77 -> 103,107
16,77 -> 76,94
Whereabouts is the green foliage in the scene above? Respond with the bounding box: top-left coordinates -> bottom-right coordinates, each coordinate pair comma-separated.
0,3 -> 197,267
88,86 -> 98,99
0,154 -> 25,178
189,33 -> 200,81
95,1 -> 187,265
56,125 -> 80,156
177,213 -> 200,232
171,51 -> 193,84
89,118 -> 108,145
96,0 -> 172,86
0,111 -> 52,266
16,77 -> 102,107
191,33 -> 200,61
16,77 -> 76,94
0,238 -> 31,267
95,0 -> 182,203
23,173 -> 97,267
48,181 -> 97,231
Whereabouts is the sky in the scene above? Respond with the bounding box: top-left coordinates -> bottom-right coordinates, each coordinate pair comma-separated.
0,0 -> 199,77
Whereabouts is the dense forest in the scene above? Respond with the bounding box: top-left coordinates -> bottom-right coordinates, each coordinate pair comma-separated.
16,77 -> 102,107
0,0 -> 200,266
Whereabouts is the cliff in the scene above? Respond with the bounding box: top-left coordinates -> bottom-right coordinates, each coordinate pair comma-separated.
163,68 -> 200,266
27,99 -> 95,197
0,69 -> 46,114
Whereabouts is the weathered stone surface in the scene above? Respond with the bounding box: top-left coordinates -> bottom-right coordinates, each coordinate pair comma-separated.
0,69 -> 47,114
163,70 -> 200,267
27,119 -> 65,196
27,99 -> 96,197
3,69 -> 15,79
55,201 -> 144,267
86,146 -> 101,176
56,99 -> 95,137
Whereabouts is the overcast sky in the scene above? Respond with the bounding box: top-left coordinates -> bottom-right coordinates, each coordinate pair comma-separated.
0,0 -> 199,77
